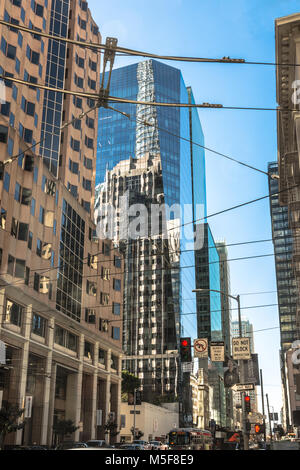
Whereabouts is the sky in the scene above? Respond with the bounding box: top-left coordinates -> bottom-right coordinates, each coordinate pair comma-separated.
87,0 -> 300,418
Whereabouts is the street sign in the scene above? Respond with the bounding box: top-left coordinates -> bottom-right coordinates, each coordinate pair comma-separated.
210,342 -> 225,362
231,383 -> 255,392
232,337 -> 251,360
194,338 -> 208,358
24,396 -> 33,418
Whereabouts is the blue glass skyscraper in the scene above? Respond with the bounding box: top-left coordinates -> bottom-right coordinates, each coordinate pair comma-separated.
96,60 -> 215,416
97,59 -> 207,338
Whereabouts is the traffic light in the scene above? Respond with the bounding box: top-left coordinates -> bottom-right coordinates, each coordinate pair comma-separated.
255,423 -> 265,434
180,337 -> 192,362
244,395 -> 251,413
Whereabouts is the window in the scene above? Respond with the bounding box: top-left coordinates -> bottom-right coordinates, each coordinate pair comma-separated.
32,1 -> 44,17
82,200 -> 90,213
114,256 -> 122,268
21,96 -> 35,116
112,327 -> 120,341
5,299 -> 23,326
15,184 -> 31,205
78,16 -> 86,30
85,136 -> 94,149
86,116 -> 94,129
87,254 -> 97,270
39,206 -> 44,224
113,279 -> 121,291
1,37 -> 16,60
69,159 -> 79,174
89,58 -> 97,72
98,348 -> 106,365
0,125 -> 8,143
7,255 -> 26,278
72,115 -> 81,130
100,292 -> 110,305
113,302 -> 121,315
36,238 -> 42,256
0,208 -> 6,229
11,218 -> 29,241
101,267 -> 110,280
33,273 -> 50,295
0,101 -> 10,117
75,54 -> 84,68
88,78 -> 96,90
67,183 -> 78,198
26,45 -> 39,65
84,156 -> 93,170
99,318 -> 108,332
28,231 -> 33,250
11,0 -> 22,6
73,96 -> 82,108
83,177 -> 91,191
12,85 -> 18,101
71,137 -> 80,152
84,341 -> 93,359
14,182 -> 21,202
32,313 -> 46,337
103,242 -> 110,256
85,308 -> 96,324
87,280 -> 97,297
74,73 -> 83,88
54,326 -> 77,352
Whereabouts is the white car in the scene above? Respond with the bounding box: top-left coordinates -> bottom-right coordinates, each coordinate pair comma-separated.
132,440 -> 151,449
149,441 -> 169,450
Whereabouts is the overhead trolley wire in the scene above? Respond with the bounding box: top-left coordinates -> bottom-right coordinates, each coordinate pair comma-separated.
0,19 -> 300,67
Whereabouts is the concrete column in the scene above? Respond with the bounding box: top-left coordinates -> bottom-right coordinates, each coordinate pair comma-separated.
90,341 -> 99,439
0,288 -> 5,337
105,349 -> 111,444
16,304 -> 32,445
66,333 -> 83,441
40,317 -> 54,445
47,362 -> 57,447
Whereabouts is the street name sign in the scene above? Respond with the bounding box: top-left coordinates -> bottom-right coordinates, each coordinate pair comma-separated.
232,337 -> 251,360
210,342 -> 225,362
232,383 -> 255,392
194,338 -> 208,358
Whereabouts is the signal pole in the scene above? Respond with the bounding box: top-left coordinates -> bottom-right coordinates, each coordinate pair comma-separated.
260,369 -> 267,442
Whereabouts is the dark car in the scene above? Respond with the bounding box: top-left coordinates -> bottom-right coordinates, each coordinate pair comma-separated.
55,441 -> 88,450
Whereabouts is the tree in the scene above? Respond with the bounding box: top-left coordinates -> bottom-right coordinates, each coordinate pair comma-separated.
52,419 -> 79,444
0,402 -> 25,450
104,419 -> 120,444
130,426 -> 144,440
122,371 -> 141,394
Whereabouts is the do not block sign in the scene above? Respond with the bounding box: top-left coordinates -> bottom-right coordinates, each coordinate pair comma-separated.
232,337 -> 251,360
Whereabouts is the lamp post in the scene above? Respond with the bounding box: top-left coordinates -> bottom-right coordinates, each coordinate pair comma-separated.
192,288 -> 249,450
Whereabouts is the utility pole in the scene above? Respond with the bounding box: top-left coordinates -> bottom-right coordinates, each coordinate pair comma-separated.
237,295 -> 249,451
266,393 -> 273,444
260,369 -> 267,442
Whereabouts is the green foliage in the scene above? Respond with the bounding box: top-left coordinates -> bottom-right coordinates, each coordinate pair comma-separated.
52,419 -> 79,443
150,393 -> 178,406
121,370 -> 140,394
130,426 -> 144,440
0,401 -> 25,450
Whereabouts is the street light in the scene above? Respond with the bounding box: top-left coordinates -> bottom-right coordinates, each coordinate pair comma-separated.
192,287 -> 249,450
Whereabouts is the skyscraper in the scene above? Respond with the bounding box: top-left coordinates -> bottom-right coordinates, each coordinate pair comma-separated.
268,160 -> 298,429
95,59 -> 208,413
0,0 -> 124,447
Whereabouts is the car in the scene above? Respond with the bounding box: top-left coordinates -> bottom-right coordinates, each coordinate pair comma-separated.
132,440 -> 151,449
119,444 -> 145,450
10,445 -> 48,450
85,440 -> 108,448
149,441 -> 168,450
55,441 -> 88,450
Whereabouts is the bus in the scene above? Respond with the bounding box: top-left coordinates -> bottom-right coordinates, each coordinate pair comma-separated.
168,428 -> 213,450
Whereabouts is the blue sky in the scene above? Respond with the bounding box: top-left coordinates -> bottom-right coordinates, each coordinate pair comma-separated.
88,0 -> 300,417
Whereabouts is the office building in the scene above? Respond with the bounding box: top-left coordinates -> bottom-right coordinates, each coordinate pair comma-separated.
268,161 -> 298,429
95,60 -> 208,418
0,0 -> 124,448
275,13 -> 300,430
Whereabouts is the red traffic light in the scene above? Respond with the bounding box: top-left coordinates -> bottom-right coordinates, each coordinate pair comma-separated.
181,339 -> 188,347
245,395 -> 250,402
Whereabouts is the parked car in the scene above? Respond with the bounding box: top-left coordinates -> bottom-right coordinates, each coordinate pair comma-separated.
132,440 -> 151,449
149,441 -> 169,450
119,444 -> 145,450
55,441 -> 88,450
85,440 -> 113,448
